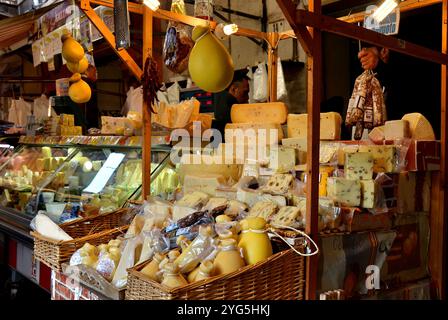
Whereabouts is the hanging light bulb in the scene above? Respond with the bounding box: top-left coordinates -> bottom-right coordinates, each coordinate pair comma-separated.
372,0 -> 398,23
223,24 -> 238,36
143,0 -> 160,11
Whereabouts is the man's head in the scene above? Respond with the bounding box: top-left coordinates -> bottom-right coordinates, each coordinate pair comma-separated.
228,71 -> 250,104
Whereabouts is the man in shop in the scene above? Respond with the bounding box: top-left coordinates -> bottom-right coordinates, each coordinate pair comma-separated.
212,70 -> 250,138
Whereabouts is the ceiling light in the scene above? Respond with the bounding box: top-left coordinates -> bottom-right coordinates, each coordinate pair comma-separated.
372,0 -> 398,23
143,0 -> 160,11
223,24 -> 238,36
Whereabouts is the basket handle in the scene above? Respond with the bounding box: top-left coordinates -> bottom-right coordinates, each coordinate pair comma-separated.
268,225 -> 319,257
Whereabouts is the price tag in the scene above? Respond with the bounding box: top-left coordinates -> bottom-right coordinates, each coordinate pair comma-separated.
364,5 -> 400,35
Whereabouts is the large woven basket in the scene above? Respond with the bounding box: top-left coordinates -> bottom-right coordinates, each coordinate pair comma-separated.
125,248 -> 306,300
31,209 -> 130,271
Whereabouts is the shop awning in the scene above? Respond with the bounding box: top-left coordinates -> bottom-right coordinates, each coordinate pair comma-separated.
0,0 -> 62,54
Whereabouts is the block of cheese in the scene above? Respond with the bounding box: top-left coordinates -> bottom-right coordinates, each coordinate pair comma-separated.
231,102 -> 288,124
178,154 -> 242,183
217,142 -> 269,165
203,197 -> 229,212
319,166 -> 335,197
237,188 -> 261,207
287,112 -> 342,140
268,146 -> 296,173
345,152 -> 374,180
327,177 -> 361,207
248,201 -> 278,220
402,113 -> 436,140
183,174 -> 227,196
360,180 -> 376,209
215,187 -> 237,200
258,193 -> 287,207
384,120 -> 410,140
225,122 -> 284,145
176,191 -> 210,209
172,206 -> 197,222
270,206 -> 302,228
263,174 -> 295,194
358,145 -> 399,173
338,145 -> 359,166
320,142 -> 340,164
368,126 -> 385,144
281,137 -> 307,164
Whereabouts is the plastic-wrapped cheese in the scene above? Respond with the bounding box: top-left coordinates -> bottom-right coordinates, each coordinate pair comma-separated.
231,102 -> 288,124
34,213 -> 73,242
402,113 -> 435,140
183,174 -> 227,196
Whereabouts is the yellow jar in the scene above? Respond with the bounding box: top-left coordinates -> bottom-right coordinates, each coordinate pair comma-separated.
238,217 -> 273,265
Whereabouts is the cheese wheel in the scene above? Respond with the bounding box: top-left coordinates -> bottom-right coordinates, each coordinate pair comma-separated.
401,113 -> 435,140
231,102 -> 288,124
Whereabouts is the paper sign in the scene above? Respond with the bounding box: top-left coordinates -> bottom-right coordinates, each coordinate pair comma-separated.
364,5 -> 400,36
83,153 -> 126,193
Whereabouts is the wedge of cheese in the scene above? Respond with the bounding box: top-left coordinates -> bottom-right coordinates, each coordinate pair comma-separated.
384,120 -> 410,140
402,113 -> 436,140
225,122 -> 284,145
287,112 -> 342,140
231,102 -> 288,124
360,180 -> 376,209
34,213 -> 73,242
368,126 -> 385,144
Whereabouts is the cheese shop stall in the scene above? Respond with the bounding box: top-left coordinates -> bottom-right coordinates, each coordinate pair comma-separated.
2,0 -> 446,301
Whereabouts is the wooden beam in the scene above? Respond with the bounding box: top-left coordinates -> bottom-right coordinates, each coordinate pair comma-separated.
79,0 -> 143,79
305,0 -> 321,301
434,0 -> 448,299
339,0 -> 442,24
87,0 -> 268,42
142,6 -> 153,200
267,32 -> 279,102
295,9 -> 448,66
275,0 -> 313,56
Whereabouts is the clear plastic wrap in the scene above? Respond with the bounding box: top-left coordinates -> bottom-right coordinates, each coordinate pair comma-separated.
163,1 -> 194,74
112,234 -> 144,289
368,173 -> 392,215
173,225 -> 216,273
137,229 -> 170,265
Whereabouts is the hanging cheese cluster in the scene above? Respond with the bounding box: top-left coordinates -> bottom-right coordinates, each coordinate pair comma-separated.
61,33 -> 92,104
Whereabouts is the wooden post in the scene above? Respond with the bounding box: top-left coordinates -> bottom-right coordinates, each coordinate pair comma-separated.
436,0 -> 448,299
305,0 -> 321,301
142,6 -> 153,200
267,32 -> 279,102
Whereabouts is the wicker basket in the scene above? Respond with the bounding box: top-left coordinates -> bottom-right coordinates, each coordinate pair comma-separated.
31,209 -> 130,271
125,248 -> 306,300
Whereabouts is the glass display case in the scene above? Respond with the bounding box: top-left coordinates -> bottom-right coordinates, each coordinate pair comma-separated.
0,141 -> 173,227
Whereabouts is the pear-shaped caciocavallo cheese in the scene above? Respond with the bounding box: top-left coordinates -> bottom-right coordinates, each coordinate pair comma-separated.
61,34 -> 85,63
188,26 -> 234,93
68,73 -> 91,104
66,56 -> 89,74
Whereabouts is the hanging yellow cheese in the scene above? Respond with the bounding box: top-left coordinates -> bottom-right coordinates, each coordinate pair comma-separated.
188,26 -> 234,93
68,73 -> 91,104
231,102 -> 288,124
66,56 -> 89,74
401,113 -> 436,140
61,34 -> 85,63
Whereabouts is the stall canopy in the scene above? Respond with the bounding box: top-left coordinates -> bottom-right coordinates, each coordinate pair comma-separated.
0,0 -> 62,55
